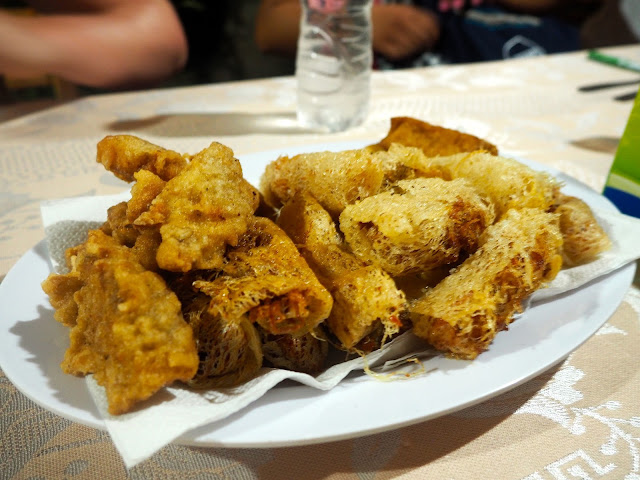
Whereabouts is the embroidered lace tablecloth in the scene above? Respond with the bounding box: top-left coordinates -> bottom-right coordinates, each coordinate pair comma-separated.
1,45 -> 639,479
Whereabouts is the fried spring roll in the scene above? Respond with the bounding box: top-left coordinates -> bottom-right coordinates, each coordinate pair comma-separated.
260,147 -> 392,217
180,294 -> 263,389
277,192 -> 407,351
553,193 -> 611,266
339,177 -> 495,276
192,217 -> 333,337
410,208 -> 563,360
426,152 -> 559,219
260,328 -> 329,375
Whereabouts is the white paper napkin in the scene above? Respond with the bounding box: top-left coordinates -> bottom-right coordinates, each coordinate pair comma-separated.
40,193 -> 640,468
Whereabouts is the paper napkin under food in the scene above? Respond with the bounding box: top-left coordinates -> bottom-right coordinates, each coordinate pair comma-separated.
40,192 -> 640,468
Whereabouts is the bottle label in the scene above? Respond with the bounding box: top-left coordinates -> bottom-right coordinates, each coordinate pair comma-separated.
309,0 -> 346,13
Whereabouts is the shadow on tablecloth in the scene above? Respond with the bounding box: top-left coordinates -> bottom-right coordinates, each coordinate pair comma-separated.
105,112 -> 327,137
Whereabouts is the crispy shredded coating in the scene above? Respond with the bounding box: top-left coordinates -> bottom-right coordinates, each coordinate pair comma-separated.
405,151 -> 559,219
340,178 -> 495,276
277,192 -> 407,351
192,217 -> 333,337
410,208 -> 563,359
176,293 -> 263,389
260,328 -> 329,374
260,148 -> 390,217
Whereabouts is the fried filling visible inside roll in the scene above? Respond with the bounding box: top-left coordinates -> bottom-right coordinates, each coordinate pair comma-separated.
410,208 -> 563,360
340,177 -> 495,276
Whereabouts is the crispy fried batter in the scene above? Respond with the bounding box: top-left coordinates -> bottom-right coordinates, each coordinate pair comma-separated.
135,142 -> 260,272
96,135 -> 188,182
99,200 -> 162,271
192,217 -> 333,336
130,227 -> 162,271
51,230 -> 198,415
101,201 -> 138,247
340,178 -> 495,276
277,192 -> 407,351
42,272 -> 83,327
373,117 -> 499,156
552,193 -> 611,266
127,169 -> 166,222
410,208 -> 563,359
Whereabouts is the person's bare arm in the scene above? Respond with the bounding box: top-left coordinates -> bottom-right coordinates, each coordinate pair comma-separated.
255,0 -> 440,61
0,0 -> 187,89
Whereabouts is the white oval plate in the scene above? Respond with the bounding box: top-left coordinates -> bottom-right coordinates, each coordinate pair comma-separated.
0,142 -> 634,448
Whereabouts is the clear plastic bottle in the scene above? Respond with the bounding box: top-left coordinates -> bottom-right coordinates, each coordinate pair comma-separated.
295,0 -> 373,132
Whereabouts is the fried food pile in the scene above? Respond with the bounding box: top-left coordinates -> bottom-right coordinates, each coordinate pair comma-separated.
42,117 -> 610,414
261,116 -> 610,358
43,135 -> 333,414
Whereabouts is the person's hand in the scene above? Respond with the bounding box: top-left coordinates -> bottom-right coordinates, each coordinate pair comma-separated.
371,4 -> 440,61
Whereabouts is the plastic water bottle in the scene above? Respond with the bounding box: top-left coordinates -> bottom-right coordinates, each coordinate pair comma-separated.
295,0 -> 373,132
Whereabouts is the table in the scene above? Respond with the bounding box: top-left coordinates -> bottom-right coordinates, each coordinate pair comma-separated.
1,45 -> 639,479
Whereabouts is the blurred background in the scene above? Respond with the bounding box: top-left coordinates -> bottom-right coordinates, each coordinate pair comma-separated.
0,0 -> 295,121
1,0 -> 638,122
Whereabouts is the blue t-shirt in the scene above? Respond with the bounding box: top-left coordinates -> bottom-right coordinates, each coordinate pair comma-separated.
376,2 -> 580,69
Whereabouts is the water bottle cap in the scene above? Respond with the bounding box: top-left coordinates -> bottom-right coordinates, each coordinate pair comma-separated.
309,0 -> 347,13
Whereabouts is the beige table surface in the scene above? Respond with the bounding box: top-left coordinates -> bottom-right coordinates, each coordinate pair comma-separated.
1,45 -> 639,479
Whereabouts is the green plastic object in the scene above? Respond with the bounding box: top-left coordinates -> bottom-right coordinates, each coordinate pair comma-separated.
603,88 -> 640,217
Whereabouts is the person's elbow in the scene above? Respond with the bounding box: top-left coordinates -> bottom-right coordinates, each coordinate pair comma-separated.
90,31 -> 188,90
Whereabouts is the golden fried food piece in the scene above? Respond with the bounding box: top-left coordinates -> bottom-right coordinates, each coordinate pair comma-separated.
378,143 -> 454,182
192,217 -> 333,337
553,193 -> 611,266
419,151 -> 560,219
96,135 -> 188,182
373,116 -> 498,156
50,230 -> 198,415
277,192 -> 407,351
135,142 -> 260,272
260,328 -> 328,374
178,293 -> 263,389
410,208 -> 563,359
101,201 -> 138,247
42,272 -> 83,327
99,200 -> 162,271
260,147 -> 392,217
340,178 -> 495,276
130,227 -> 162,272
127,169 -> 166,222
